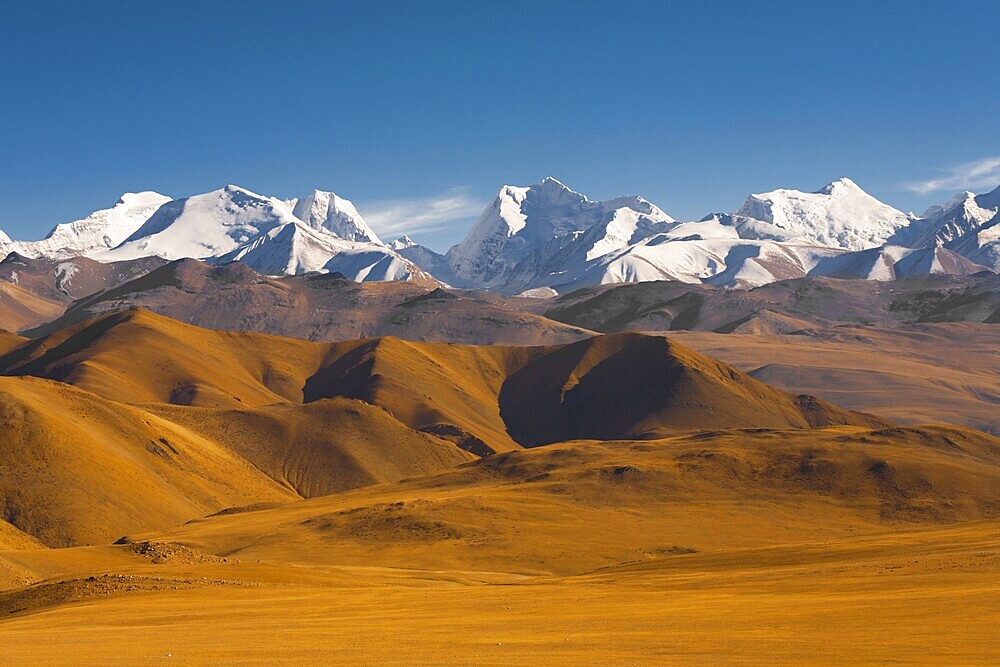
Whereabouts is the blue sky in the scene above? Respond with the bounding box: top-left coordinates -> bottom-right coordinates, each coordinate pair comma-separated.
2,1 -> 999,251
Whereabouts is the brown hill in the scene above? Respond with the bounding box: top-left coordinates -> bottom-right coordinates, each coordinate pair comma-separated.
0,282 -> 63,331
1,308 -> 325,407
27,258 -> 593,345
669,323 -> 1000,435
0,374 -> 473,547
540,273 -> 1000,333
0,252 -> 166,304
4,310 -> 887,453
0,375 -> 296,547
139,424 -> 1000,576
0,329 -> 26,356
143,399 -> 476,499
497,333 -> 887,446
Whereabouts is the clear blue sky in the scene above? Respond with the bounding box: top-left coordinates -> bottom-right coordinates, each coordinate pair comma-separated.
2,1 -> 999,251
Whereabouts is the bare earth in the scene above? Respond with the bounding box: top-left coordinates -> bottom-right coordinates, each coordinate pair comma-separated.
0,309 -> 998,663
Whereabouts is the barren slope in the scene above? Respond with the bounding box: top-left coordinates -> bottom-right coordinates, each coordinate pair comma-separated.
28,259 -> 593,345
141,424 -> 1000,575
0,282 -> 63,331
669,324 -> 1000,434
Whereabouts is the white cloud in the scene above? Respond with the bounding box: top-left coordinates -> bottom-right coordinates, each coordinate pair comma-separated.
905,156 -> 1000,194
361,188 -> 484,237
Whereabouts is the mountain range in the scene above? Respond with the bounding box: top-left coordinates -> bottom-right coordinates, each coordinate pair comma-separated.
3,176 -> 998,293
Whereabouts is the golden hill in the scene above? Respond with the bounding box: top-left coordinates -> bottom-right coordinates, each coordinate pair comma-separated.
3,309 -> 886,446
0,282 -> 63,332
138,424 -> 1000,576
0,374 -> 473,547
0,309 -> 324,407
0,308 -> 998,662
0,309 -> 892,548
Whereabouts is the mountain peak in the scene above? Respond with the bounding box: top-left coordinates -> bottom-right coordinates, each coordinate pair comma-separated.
537,176 -> 570,189
389,235 -> 416,250
115,191 -> 171,208
291,190 -> 380,245
816,177 -> 862,195
736,179 -> 909,251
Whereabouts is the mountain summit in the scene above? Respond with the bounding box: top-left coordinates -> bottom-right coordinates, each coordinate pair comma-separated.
289,190 -> 381,244
445,177 -> 674,288
736,178 -> 911,251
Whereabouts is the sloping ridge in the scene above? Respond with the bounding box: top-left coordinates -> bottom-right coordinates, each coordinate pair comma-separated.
0,309 -> 895,549
498,333 -> 887,446
1,308 -> 323,407
2,309 -> 887,451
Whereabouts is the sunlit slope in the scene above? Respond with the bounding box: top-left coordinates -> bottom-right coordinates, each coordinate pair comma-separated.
144,399 -> 476,498
0,282 -> 63,332
0,376 -> 297,547
143,424 -> 1000,576
3,309 -> 887,454
0,309 -> 326,407
0,377 -> 474,547
670,324 -> 1000,434
0,329 -> 26,356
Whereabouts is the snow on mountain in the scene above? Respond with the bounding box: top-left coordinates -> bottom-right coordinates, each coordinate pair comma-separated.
213,221 -> 428,282
98,185 -> 299,262
388,235 -> 416,250
891,186 -> 1000,248
289,190 -> 381,244
735,178 -> 911,251
5,175 -> 997,290
388,237 -> 457,286
446,177 -> 674,288
946,215 -> 1000,271
0,229 -> 11,244
809,244 -> 989,281
545,235 -> 841,291
10,192 -> 171,259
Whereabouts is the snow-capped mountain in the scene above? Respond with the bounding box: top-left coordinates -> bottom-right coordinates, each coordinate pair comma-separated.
388,235 -> 416,251
946,216 -> 1000,271
891,185 -> 1000,248
387,236 -> 457,285
445,177 -> 674,288
2,175 -> 998,291
214,221 -> 426,282
0,228 -> 11,245
735,178 -> 911,251
809,245 -> 989,281
288,190 -> 381,244
385,176 -> 998,292
97,185 -> 298,262
84,185 -> 425,282
10,191 -> 170,259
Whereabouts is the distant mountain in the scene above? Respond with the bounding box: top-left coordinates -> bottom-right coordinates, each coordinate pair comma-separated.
288,189 -> 382,244
9,192 -> 170,259
444,177 -> 674,288
947,216 -> 1000,271
735,178 -> 911,250
892,185 -> 1000,248
389,236 -> 458,285
540,272 -> 1000,336
2,176 -> 999,293
97,185 -> 300,261
0,252 -> 166,303
213,221 -> 429,283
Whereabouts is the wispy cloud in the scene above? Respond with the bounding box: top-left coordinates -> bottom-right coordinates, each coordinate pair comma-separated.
361,188 -> 485,237
905,156 -> 1000,195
